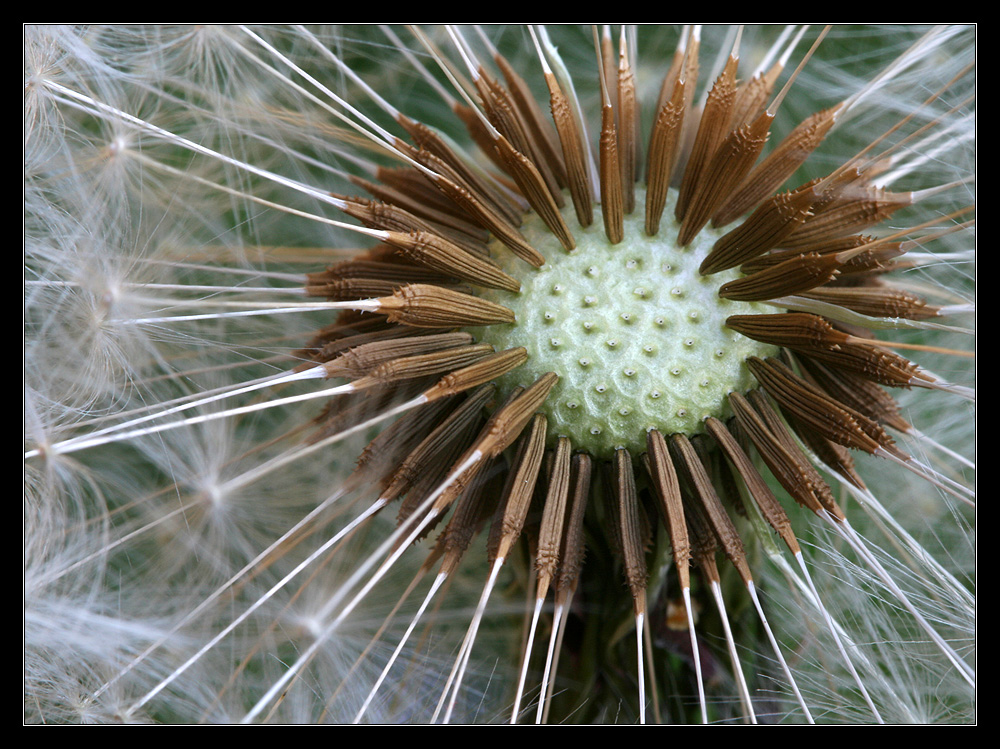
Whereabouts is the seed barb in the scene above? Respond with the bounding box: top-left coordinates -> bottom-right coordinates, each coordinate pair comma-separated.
729,391 -> 843,519
782,183 -> 914,248
395,116 -> 523,226
612,447 -> 649,608
381,384 -> 496,507
599,101 -> 624,244
541,64 -> 594,227
717,250 -> 841,301
492,133 -> 576,251
493,49 -> 569,197
729,313 -> 930,389
487,412 -> 549,563
351,172 -> 491,247
510,435 -> 572,724
400,142 -> 546,267
535,437 -> 572,590
677,111 -> 773,246
701,185 -> 817,274
617,27 -> 638,215
320,331 -> 475,380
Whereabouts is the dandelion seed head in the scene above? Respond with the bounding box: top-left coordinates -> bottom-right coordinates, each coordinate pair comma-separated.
24,24 -> 975,725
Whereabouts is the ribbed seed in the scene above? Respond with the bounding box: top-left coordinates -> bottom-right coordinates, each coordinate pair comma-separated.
728,314 -> 925,388
352,344 -> 495,391
493,54 -> 569,200
729,391 -> 841,519
795,355 -> 912,432
322,332 -> 474,380
599,101 -> 624,245
493,134 -> 576,251
644,429 -> 691,591
425,167 -> 545,267
397,118 -> 523,226
423,347 -> 529,402
713,105 -> 839,227
381,284 -> 515,328
535,437 -> 572,589
746,357 -> 896,456
670,434 -> 751,583
351,173 -> 491,248
705,417 -> 800,555
718,251 -> 841,301
351,397 -> 456,490
487,412 -> 548,561
678,112 -> 773,247
644,78 -> 685,236
385,229 -> 522,292
676,54 -> 738,224
437,454 -> 504,575
556,453 -> 593,594
613,448 -> 648,606
702,186 -> 816,274
800,286 -> 939,320
384,385 -> 496,505
781,185 -> 912,248
545,69 -> 593,227
394,389 -> 493,525
617,32 -> 638,215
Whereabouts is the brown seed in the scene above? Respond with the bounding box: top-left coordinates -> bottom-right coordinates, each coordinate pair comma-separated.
612,448 -> 648,607
729,391 -> 842,519
423,347 -> 528,402
534,437 -> 572,593
713,105 -> 839,227
644,78 -> 686,236
705,417 -> 800,555
599,101 -> 624,245
544,68 -> 594,227
380,284 -> 516,328
670,433 -> 751,584
746,357 -> 897,456
676,54 -> 740,226
384,229 -> 522,292
486,412 -> 549,562
717,251 -> 841,301
644,429 -> 691,592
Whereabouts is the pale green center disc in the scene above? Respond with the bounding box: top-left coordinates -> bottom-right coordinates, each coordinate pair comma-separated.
473,188 -> 778,459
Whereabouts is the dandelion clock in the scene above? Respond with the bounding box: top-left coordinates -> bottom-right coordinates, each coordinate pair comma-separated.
24,25 -> 975,724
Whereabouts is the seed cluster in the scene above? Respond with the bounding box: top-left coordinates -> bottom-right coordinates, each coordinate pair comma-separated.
475,188 -> 777,457
282,24 -> 974,726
